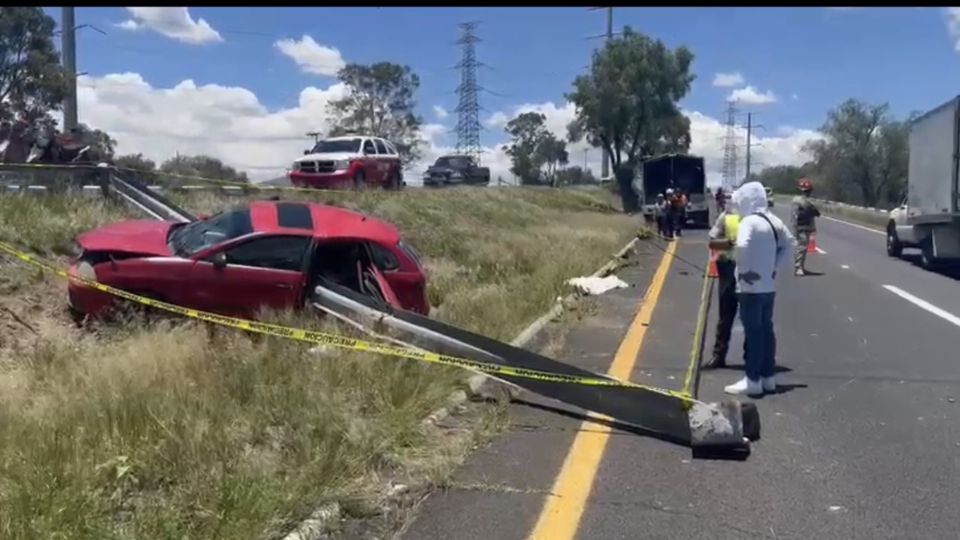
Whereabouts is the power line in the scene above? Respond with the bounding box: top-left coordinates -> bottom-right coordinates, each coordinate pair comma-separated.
453,21 -> 484,161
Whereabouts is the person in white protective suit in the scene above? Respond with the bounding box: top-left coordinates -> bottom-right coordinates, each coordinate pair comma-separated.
723,181 -> 796,396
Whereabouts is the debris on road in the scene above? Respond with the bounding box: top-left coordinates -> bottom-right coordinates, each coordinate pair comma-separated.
567,274 -> 629,296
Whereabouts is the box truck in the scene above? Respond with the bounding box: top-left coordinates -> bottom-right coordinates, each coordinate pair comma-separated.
886,95 -> 960,269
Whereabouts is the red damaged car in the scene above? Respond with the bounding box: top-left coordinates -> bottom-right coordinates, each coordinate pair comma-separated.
68,201 -> 429,320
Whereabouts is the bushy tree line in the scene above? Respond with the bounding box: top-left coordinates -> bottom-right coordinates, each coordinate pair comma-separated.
749,99 -> 915,210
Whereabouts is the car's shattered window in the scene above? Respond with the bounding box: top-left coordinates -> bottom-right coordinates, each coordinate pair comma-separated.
169,208 -> 253,257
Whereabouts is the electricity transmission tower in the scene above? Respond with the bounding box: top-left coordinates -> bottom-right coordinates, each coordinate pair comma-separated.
721,101 -> 739,190
454,22 -> 484,161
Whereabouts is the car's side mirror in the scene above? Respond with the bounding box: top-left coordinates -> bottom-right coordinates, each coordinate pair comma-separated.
304,150 -> 310,155
210,252 -> 227,270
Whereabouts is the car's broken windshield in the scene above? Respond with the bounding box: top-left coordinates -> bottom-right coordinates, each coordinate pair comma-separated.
310,138 -> 361,154
169,208 -> 253,257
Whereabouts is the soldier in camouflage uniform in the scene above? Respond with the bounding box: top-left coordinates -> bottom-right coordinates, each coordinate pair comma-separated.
791,178 -> 820,276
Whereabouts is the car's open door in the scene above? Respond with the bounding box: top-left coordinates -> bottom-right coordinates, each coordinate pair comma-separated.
357,260 -> 401,309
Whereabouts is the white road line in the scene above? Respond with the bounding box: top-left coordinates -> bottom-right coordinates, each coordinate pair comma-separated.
815,247 -> 827,254
841,264 -> 850,270
822,215 -> 884,235
883,285 -> 960,328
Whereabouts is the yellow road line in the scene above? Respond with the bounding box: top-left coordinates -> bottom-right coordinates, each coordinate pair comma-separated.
526,239 -> 677,540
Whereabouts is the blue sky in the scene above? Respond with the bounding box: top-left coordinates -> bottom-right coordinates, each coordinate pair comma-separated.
40,7 -> 960,181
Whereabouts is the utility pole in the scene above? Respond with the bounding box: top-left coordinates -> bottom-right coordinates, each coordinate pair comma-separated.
62,7 -> 78,133
586,7 -> 615,180
745,112 -> 752,181
602,7 -> 612,180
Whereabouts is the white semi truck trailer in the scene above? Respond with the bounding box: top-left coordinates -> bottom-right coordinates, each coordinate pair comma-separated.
886,96 -> 960,269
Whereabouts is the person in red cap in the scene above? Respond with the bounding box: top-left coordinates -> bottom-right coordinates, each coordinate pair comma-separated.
791,178 -> 820,276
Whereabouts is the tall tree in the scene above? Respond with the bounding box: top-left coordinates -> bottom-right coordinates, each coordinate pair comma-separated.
567,27 -> 695,211
803,99 -> 912,208
536,134 -> 568,187
503,111 -> 549,185
327,62 -> 424,165
0,7 -> 67,126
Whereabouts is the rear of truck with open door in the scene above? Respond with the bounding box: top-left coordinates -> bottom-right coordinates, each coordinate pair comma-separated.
639,154 -> 709,228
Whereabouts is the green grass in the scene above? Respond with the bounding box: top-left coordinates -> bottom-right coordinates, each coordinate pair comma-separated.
0,193 -> 130,255
0,186 -> 643,539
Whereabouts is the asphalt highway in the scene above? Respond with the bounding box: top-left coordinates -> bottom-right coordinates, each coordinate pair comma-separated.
402,207 -> 960,540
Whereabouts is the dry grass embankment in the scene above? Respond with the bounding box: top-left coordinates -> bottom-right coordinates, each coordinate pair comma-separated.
0,186 -> 642,539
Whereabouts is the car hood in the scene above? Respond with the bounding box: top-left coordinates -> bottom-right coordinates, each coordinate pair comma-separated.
296,152 -> 360,162
76,220 -> 175,256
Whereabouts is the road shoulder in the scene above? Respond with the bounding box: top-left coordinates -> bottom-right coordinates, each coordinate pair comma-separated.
393,240 -> 665,540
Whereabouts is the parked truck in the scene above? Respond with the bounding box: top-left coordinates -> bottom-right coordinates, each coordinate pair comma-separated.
422,155 -> 490,187
638,154 -> 709,228
886,95 -> 960,269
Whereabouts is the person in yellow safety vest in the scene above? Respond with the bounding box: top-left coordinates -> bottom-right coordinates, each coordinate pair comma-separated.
703,206 -> 741,369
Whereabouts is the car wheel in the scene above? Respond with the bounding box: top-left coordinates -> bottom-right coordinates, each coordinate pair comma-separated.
920,237 -> 937,270
68,305 -> 88,327
353,170 -> 366,190
388,170 -> 402,190
886,223 -> 903,258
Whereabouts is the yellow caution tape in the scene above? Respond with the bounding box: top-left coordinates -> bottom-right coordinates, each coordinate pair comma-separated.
681,260 -> 714,398
0,240 -> 693,402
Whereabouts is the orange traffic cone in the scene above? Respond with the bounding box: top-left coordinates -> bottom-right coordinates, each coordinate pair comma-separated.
807,233 -> 817,253
707,249 -> 719,278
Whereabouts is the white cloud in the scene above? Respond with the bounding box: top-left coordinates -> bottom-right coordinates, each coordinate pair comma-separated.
727,85 -> 778,105
75,73 -> 349,180
946,8 -> 960,52
74,72 -> 481,185
117,8 -> 222,45
274,35 -> 345,77
483,101 -> 578,138
792,93 -> 800,101
712,72 -> 745,88
113,19 -> 139,31
483,111 -> 510,129
432,105 -> 448,120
